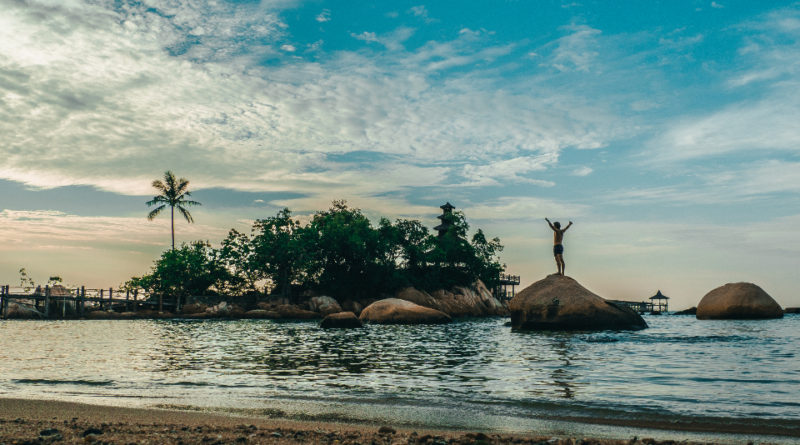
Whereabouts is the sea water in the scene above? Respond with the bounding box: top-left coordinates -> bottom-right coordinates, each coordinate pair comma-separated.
1,315 -> 798,440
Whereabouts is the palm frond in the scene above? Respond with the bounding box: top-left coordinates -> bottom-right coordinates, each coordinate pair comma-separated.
147,205 -> 166,220
177,206 -> 194,224
176,178 -> 190,195
151,180 -> 167,193
182,199 -> 202,207
146,196 -> 168,206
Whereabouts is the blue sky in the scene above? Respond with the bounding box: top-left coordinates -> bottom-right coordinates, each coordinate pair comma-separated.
1,0 -> 799,309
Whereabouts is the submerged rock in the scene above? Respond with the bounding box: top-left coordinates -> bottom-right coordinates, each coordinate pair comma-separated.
359,298 -> 451,324
696,282 -> 783,320
320,311 -> 363,329
508,274 -> 647,331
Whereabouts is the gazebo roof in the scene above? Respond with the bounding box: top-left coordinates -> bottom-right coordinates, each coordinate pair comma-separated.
650,290 -> 669,300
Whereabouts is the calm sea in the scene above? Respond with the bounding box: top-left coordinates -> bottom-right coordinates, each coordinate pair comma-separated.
1,315 -> 798,441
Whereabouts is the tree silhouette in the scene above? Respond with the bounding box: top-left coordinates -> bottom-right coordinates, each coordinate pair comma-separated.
146,171 -> 201,250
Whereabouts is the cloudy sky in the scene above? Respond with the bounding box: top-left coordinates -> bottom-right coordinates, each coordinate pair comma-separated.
2,0 -> 799,309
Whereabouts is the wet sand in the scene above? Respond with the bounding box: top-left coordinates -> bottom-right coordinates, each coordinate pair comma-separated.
0,398 -> 790,445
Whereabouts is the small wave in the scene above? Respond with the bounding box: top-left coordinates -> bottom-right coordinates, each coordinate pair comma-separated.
13,378 -> 113,387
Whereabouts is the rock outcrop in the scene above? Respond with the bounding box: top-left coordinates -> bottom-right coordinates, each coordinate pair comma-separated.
785,307 -> 800,314
274,304 -> 321,319
320,311 -> 363,328
394,280 -> 507,317
672,307 -> 697,315
696,283 -> 783,320
204,301 -> 245,317
508,274 -> 647,331
308,296 -> 343,316
359,298 -> 451,324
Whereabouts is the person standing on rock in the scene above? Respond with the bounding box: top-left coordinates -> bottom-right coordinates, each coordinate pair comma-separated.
545,217 -> 572,276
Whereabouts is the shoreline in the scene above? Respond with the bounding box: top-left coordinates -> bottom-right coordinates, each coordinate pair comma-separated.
1,398 -> 798,444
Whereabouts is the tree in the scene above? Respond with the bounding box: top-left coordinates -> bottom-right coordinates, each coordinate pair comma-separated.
302,201 -> 393,299
128,241 -> 229,307
217,229 -> 259,295
250,208 -> 304,299
146,171 -> 201,250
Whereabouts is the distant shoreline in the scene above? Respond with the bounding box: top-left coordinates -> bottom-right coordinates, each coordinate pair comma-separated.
1,397 -> 799,444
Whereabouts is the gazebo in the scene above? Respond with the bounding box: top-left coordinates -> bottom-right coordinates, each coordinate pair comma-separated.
649,290 -> 669,314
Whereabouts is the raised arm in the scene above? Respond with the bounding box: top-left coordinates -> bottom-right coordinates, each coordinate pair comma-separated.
562,221 -> 573,232
545,217 -> 555,231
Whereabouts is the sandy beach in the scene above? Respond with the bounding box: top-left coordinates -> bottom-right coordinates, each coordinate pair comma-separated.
1,397 -> 795,445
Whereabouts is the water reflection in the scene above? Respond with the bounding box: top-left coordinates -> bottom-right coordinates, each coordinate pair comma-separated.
1,317 -> 799,421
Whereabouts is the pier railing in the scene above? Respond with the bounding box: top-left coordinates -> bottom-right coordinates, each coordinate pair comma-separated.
0,284 -> 175,319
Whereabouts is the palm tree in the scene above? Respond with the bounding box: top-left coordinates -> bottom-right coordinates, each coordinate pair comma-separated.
146,171 -> 201,250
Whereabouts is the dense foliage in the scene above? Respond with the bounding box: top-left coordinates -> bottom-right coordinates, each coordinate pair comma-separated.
130,202 -> 504,302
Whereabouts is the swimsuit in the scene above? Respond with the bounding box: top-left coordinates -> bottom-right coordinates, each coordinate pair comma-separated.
553,244 -> 564,256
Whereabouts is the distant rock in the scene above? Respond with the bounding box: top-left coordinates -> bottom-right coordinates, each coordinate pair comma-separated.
243,309 -> 274,319
205,301 -> 245,317
49,285 -> 73,297
394,280 -> 508,317
673,307 -> 697,315
508,274 -> 647,331
181,303 -> 208,315
696,282 -> 783,320
785,307 -> 800,314
309,295 -> 343,316
274,304 -> 321,319
320,311 -> 363,329
359,298 -> 452,324
341,299 -> 364,316
4,303 -> 42,319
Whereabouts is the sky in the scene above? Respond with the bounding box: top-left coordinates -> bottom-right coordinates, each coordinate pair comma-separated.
1,0 -> 799,310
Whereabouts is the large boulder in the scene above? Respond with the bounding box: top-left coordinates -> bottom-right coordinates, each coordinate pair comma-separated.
696,283 -> 783,320
359,298 -> 452,324
308,296 -> 343,316
508,274 -> 647,331
394,280 -> 508,317
320,311 -> 363,329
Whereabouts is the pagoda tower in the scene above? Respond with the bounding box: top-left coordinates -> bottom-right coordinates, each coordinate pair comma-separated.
433,202 -> 455,237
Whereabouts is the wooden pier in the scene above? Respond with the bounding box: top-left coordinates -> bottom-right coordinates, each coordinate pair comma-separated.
0,285 -> 174,319
495,273 -> 521,301
610,290 -> 670,315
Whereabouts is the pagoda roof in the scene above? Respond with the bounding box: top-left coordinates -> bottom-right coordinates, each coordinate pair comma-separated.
650,290 -> 669,300
440,202 -> 455,211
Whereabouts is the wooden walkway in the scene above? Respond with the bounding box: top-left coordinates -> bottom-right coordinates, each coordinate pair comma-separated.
0,285 -> 175,319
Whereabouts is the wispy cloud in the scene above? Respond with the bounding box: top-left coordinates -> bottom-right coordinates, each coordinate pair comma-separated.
0,1 -> 620,204
316,9 -> 331,23
548,25 -> 602,72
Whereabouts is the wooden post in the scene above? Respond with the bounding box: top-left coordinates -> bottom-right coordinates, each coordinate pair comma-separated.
133,289 -> 138,313
1,285 -> 6,319
109,287 -> 113,312
126,289 -> 130,312
158,293 -> 163,314
44,285 -> 51,319
80,286 -> 86,316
